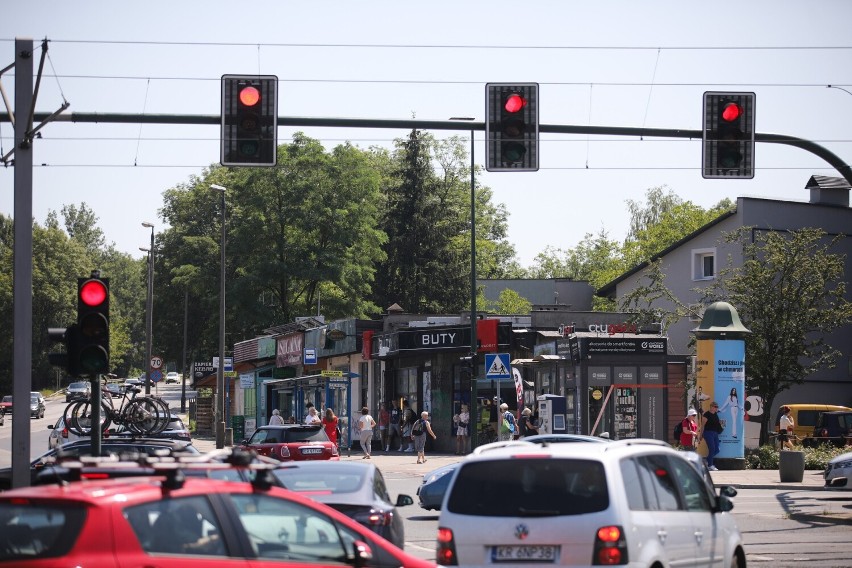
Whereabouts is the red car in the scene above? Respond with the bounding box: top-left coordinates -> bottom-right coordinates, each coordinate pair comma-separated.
0,465 -> 434,568
241,424 -> 340,462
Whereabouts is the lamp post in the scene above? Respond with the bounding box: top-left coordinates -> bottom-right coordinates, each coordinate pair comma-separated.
210,184 -> 227,449
450,117 -> 478,448
141,222 -> 155,395
180,288 -> 188,413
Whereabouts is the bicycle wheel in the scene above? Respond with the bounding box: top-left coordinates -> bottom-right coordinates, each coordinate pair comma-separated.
139,395 -> 171,434
123,397 -> 169,435
66,399 -> 113,436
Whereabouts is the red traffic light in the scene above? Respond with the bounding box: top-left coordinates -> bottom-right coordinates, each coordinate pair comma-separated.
503,93 -> 527,113
79,279 -> 108,307
239,86 -> 261,107
720,102 -> 742,122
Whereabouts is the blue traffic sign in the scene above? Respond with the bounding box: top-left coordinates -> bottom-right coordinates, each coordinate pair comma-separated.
150,370 -> 163,383
484,353 -> 511,379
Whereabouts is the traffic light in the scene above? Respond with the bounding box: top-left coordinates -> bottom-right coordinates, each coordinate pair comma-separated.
76,275 -> 110,376
486,83 -> 539,172
221,74 -> 278,166
48,325 -> 80,377
702,92 -> 755,179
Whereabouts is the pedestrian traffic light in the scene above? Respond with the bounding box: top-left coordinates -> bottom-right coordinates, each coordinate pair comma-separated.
76,274 -> 110,376
221,74 -> 278,167
702,92 -> 755,179
486,83 -> 539,172
48,325 -> 80,377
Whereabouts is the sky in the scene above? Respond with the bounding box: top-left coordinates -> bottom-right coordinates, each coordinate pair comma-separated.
2,0 -> 851,269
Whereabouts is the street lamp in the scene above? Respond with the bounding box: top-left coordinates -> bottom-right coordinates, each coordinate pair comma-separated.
210,184 -> 227,449
450,116 -> 478,448
141,222 -> 155,395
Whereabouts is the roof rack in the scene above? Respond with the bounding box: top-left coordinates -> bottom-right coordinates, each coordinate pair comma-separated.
603,438 -> 672,451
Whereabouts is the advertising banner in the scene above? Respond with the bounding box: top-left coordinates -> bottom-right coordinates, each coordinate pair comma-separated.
695,339 -> 745,460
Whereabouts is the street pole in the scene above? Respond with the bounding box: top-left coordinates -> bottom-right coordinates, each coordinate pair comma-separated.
211,184 -> 227,449
141,222 -> 154,395
181,287 -> 188,413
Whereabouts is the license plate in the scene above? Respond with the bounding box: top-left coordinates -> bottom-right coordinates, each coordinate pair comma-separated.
301,447 -> 324,455
491,545 -> 559,563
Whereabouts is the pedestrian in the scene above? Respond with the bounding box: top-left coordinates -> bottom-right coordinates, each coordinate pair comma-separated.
388,400 -> 402,451
498,403 -> 515,442
401,400 -> 416,452
378,403 -> 389,452
679,408 -> 700,450
779,405 -> 795,450
717,388 -> 740,438
453,404 -> 470,455
322,408 -> 339,448
700,402 -> 723,470
304,404 -> 321,425
268,409 -> 285,426
411,410 -> 437,464
518,407 -> 539,439
356,406 -> 376,459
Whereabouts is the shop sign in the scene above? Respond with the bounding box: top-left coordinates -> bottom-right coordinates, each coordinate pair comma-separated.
277,333 -> 304,367
584,337 -> 666,355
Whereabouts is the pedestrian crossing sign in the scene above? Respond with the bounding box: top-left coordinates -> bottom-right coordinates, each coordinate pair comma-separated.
485,353 -> 511,379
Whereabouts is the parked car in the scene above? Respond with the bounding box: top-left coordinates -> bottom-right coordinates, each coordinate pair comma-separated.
65,381 -> 91,403
824,449 -> 852,490
272,461 -> 413,549
47,415 -> 114,450
417,462 -> 459,511
437,439 -> 745,567
0,461 -> 435,567
803,411 -> 852,448
0,395 -> 12,414
240,424 -> 340,462
0,438 -> 199,491
775,404 -> 852,443
165,371 -> 181,384
29,393 -> 45,419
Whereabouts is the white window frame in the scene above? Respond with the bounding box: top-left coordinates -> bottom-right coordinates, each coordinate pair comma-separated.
692,248 -> 716,281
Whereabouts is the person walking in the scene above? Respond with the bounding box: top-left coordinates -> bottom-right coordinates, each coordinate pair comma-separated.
453,404 -> 470,455
377,403 -> 390,452
356,406 -> 376,459
518,407 -> 539,439
679,408 -> 700,450
388,400 -> 402,451
498,403 -> 516,442
700,402 -> 723,470
268,409 -> 285,426
411,410 -> 437,464
322,408 -> 340,448
779,405 -> 795,450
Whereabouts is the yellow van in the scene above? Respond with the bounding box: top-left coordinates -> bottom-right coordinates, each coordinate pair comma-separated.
775,404 -> 852,443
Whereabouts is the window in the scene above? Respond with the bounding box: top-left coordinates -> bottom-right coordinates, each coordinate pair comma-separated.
633,454 -> 682,511
667,456 -> 713,512
0,503 -> 85,560
126,495 -> 226,556
692,248 -> 716,281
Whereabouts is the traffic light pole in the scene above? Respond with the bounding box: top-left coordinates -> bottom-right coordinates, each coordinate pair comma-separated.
18,112 -> 852,186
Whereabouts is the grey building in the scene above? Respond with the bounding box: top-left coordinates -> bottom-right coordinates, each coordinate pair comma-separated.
478,278 -> 595,310
598,176 -> 852,415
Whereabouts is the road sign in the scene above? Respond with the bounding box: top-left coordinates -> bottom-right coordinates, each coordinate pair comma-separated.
321,370 -> 344,377
485,353 -> 511,379
150,370 -> 163,383
213,357 -> 234,372
304,348 -> 317,365
150,356 -> 163,370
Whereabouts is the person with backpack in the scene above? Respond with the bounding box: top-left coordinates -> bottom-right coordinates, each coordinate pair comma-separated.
518,407 -> 539,439
678,408 -> 700,450
411,410 -> 437,464
498,403 -> 516,442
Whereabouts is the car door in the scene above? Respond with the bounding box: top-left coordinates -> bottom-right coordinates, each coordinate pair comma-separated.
667,455 -> 723,566
630,454 -> 698,567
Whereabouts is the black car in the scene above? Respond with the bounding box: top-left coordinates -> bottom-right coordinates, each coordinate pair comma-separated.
804,411 -> 852,448
272,461 -> 413,549
417,462 -> 459,511
0,437 -> 199,491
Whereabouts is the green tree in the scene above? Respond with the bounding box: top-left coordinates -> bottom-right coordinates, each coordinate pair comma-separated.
491,288 -> 532,315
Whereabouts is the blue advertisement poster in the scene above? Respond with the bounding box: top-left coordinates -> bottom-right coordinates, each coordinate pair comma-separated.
712,340 -> 746,459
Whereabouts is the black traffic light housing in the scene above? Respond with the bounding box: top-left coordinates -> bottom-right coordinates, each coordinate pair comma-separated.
221,74 -> 278,167
48,325 -> 80,377
486,83 -> 539,172
702,91 -> 755,179
76,274 -> 110,376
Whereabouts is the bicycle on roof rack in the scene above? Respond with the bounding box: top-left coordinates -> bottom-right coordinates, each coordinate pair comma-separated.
62,384 -> 171,437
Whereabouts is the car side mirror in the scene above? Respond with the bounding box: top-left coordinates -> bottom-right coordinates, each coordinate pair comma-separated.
720,485 -> 738,498
716,494 -> 735,513
396,494 -> 414,507
349,540 -> 374,567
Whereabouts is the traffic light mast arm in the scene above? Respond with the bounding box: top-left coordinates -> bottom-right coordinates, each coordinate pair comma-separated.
23,112 -> 852,186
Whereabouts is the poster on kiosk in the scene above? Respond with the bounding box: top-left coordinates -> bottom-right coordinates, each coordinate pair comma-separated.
537,394 -> 567,434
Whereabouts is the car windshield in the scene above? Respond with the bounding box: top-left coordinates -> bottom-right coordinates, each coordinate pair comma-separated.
274,464 -> 366,493
2,396 -> 11,403
446,458 -> 609,517
249,427 -> 328,444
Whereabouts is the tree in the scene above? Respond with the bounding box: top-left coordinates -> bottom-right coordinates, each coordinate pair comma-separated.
700,227 -> 852,445
491,288 -> 532,315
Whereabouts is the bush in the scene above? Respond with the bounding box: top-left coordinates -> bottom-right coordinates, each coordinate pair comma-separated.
745,444 -> 849,470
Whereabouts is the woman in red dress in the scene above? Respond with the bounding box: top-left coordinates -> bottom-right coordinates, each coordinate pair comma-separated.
322,408 -> 339,447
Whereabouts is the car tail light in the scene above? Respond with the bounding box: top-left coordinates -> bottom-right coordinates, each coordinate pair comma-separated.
61,427 -> 68,439
366,511 -> 392,526
436,527 -> 458,565
593,525 -> 628,565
